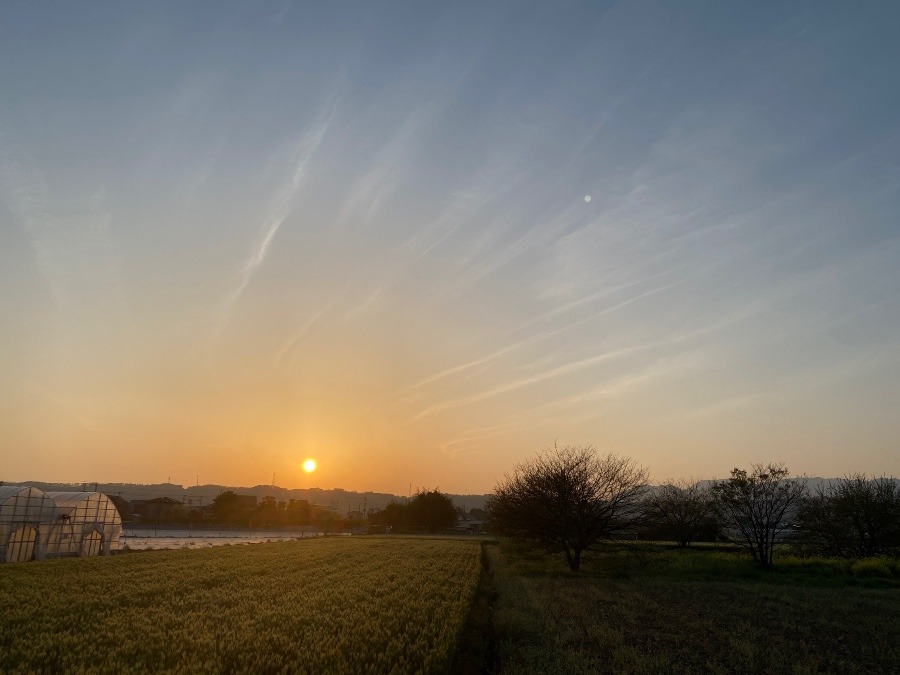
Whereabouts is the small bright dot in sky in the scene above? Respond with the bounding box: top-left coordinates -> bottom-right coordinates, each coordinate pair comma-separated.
1,3 -> 898,493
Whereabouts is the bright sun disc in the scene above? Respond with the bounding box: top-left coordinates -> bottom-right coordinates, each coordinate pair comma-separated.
302,458 -> 317,473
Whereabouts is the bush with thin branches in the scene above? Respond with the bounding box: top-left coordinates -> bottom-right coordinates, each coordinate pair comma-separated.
488,445 -> 648,571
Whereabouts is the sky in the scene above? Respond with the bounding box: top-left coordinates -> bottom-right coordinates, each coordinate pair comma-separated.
1,2 -> 898,494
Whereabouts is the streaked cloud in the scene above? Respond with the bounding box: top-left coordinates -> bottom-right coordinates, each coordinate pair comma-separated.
226,103 -> 337,311
2,2 -> 898,491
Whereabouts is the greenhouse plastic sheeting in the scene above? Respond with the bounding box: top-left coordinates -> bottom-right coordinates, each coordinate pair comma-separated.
0,487 -> 122,562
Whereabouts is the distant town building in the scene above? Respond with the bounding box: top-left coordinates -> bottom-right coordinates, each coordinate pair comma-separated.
130,497 -> 185,522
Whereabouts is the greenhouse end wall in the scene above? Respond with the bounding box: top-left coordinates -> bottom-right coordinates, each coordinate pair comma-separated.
0,486 -> 122,563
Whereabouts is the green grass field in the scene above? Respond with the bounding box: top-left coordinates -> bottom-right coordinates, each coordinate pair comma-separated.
487,541 -> 900,674
0,537 -> 480,674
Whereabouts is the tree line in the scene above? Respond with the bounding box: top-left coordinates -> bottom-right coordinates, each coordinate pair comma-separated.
127,488 -> 465,534
205,492 -> 365,533
368,489 -> 458,533
487,445 -> 900,571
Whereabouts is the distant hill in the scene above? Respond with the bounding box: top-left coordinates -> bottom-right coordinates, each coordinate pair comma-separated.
2,480 -> 491,512
12,476 -> 892,512
688,476 -> 899,492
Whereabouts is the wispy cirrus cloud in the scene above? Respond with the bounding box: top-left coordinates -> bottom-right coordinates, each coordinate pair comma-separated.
407,344 -> 645,423
0,142 -> 123,313
275,299 -> 338,370
215,100 -> 338,337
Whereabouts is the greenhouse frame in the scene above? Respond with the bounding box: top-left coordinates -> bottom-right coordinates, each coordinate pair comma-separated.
0,486 -> 122,563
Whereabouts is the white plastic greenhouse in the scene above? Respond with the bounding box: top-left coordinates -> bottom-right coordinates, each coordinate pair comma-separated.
0,486 -> 122,563
0,486 -> 59,563
46,491 -> 122,557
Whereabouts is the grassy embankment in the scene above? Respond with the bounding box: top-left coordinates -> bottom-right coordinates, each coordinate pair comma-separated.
482,540 -> 900,674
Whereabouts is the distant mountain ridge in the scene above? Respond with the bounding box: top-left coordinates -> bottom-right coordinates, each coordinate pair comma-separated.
3,480 -> 491,512
7,477 -> 895,513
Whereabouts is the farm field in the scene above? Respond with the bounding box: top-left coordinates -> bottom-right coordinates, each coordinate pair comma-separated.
0,537 -> 480,674
487,541 -> 900,674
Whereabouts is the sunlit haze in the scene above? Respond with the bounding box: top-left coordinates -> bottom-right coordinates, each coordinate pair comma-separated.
2,3 -> 898,494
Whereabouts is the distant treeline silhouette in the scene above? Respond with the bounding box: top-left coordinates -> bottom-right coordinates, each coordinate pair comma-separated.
486,445 -> 900,571
114,488 -> 466,535
368,489 -> 458,533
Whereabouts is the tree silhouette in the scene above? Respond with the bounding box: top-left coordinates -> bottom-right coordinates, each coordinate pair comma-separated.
642,479 -> 715,548
487,445 -> 648,571
408,490 -> 457,532
795,474 -> 900,557
371,491 -> 457,533
712,464 -> 806,569
212,491 -> 255,525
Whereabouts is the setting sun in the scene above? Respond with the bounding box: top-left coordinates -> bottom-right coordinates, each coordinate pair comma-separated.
302,458 -> 317,473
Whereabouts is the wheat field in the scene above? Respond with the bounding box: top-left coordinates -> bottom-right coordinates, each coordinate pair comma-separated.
0,537 -> 481,674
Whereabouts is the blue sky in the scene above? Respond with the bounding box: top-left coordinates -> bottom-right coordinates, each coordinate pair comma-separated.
1,2 -> 898,492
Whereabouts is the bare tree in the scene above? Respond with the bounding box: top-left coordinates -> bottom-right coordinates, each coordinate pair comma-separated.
712,463 -> 806,569
487,445 -> 648,571
795,474 -> 900,558
833,474 -> 900,557
642,479 -> 715,548
792,487 -> 852,558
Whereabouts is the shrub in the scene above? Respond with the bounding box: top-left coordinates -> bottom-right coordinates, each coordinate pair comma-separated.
851,558 -> 893,579
778,555 -> 851,576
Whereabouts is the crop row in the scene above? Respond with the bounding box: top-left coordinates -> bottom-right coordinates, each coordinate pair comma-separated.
0,537 -> 481,674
